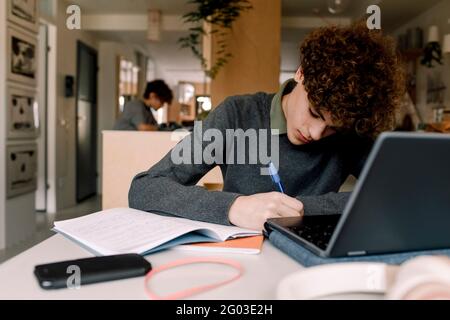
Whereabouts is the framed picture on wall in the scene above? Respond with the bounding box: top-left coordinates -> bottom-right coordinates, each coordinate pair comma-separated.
6,84 -> 39,140
7,26 -> 38,87
7,0 -> 39,33
6,143 -> 38,199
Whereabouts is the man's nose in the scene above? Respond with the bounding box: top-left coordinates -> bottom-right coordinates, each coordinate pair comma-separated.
310,122 -> 327,141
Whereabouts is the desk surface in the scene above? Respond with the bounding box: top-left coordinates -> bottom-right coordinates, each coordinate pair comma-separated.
0,234 -> 383,300
0,234 -> 305,300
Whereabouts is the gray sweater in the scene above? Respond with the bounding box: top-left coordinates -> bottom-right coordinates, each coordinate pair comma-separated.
128,92 -> 373,225
113,100 -> 157,131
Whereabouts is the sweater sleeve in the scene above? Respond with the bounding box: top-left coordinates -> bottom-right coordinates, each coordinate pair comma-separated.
296,192 -> 351,216
296,136 -> 374,216
128,98 -> 241,225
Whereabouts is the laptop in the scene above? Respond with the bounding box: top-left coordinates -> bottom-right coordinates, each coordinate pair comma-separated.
265,132 -> 450,258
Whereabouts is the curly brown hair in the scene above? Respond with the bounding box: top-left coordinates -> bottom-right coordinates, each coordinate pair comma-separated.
300,22 -> 405,138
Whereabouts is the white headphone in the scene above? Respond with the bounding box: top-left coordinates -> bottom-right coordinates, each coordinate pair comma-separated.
277,256 -> 450,300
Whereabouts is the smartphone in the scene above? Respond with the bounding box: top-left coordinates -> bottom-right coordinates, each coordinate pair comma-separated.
34,253 -> 152,290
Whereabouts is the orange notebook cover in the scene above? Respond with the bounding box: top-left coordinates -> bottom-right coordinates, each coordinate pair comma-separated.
174,236 -> 264,254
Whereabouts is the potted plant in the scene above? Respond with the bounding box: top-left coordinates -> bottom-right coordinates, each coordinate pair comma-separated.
178,0 -> 253,79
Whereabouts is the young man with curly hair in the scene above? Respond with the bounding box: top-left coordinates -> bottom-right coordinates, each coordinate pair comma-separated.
129,23 -> 405,231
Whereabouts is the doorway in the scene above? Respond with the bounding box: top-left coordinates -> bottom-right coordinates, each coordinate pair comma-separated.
76,41 -> 98,202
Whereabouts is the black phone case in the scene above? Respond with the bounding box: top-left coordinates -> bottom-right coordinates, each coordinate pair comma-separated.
34,253 -> 152,290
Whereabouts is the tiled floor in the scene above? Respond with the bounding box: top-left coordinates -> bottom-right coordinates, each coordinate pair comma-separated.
0,195 -> 101,264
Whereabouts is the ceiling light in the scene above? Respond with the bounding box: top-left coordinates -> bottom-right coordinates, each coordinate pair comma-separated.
147,9 -> 161,41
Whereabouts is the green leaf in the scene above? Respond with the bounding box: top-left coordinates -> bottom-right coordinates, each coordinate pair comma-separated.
178,0 -> 253,78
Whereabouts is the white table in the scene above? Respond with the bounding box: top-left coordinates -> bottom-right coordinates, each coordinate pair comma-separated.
0,234 -> 385,300
0,234 -> 307,300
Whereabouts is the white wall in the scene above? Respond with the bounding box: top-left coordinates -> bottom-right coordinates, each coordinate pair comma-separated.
280,42 -> 299,84
393,0 -> 450,123
39,0 -> 57,25
97,41 -> 147,193
53,0 -> 99,210
0,0 -> 7,250
158,70 -> 206,88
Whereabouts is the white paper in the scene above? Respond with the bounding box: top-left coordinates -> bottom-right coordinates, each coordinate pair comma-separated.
53,208 -> 260,255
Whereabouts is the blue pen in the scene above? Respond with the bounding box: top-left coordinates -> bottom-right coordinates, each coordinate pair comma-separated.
268,162 -> 285,193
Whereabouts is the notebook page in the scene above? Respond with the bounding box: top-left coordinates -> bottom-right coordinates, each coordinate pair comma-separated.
54,208 -> 205,255
185,219 -> 261,241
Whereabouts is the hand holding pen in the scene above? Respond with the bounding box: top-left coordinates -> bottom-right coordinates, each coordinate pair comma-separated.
227,162 -> 304,231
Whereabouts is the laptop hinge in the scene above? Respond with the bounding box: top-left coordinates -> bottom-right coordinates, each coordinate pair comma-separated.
347,251 -> 367,256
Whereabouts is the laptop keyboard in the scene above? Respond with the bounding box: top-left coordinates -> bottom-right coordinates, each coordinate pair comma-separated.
289,215 -> 340,250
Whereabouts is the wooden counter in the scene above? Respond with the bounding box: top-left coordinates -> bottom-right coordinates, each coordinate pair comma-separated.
102,131 -> 223,209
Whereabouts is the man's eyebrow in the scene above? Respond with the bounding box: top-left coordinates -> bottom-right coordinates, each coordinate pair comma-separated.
310,105 -> 339,130
317,110 -> 326,121
310,105 -> 326,121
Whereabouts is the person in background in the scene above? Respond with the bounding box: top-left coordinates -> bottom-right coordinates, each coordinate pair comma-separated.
114,79 -> 173,131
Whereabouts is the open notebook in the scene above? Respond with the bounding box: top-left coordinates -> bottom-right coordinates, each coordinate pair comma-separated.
175,235 -> 264,254
53,208 -> 262,256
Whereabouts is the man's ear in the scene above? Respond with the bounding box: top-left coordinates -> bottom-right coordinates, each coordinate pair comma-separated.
294,68 -> 303,83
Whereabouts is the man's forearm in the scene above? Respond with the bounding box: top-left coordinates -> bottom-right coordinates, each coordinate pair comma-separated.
129,174 -> 241,225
